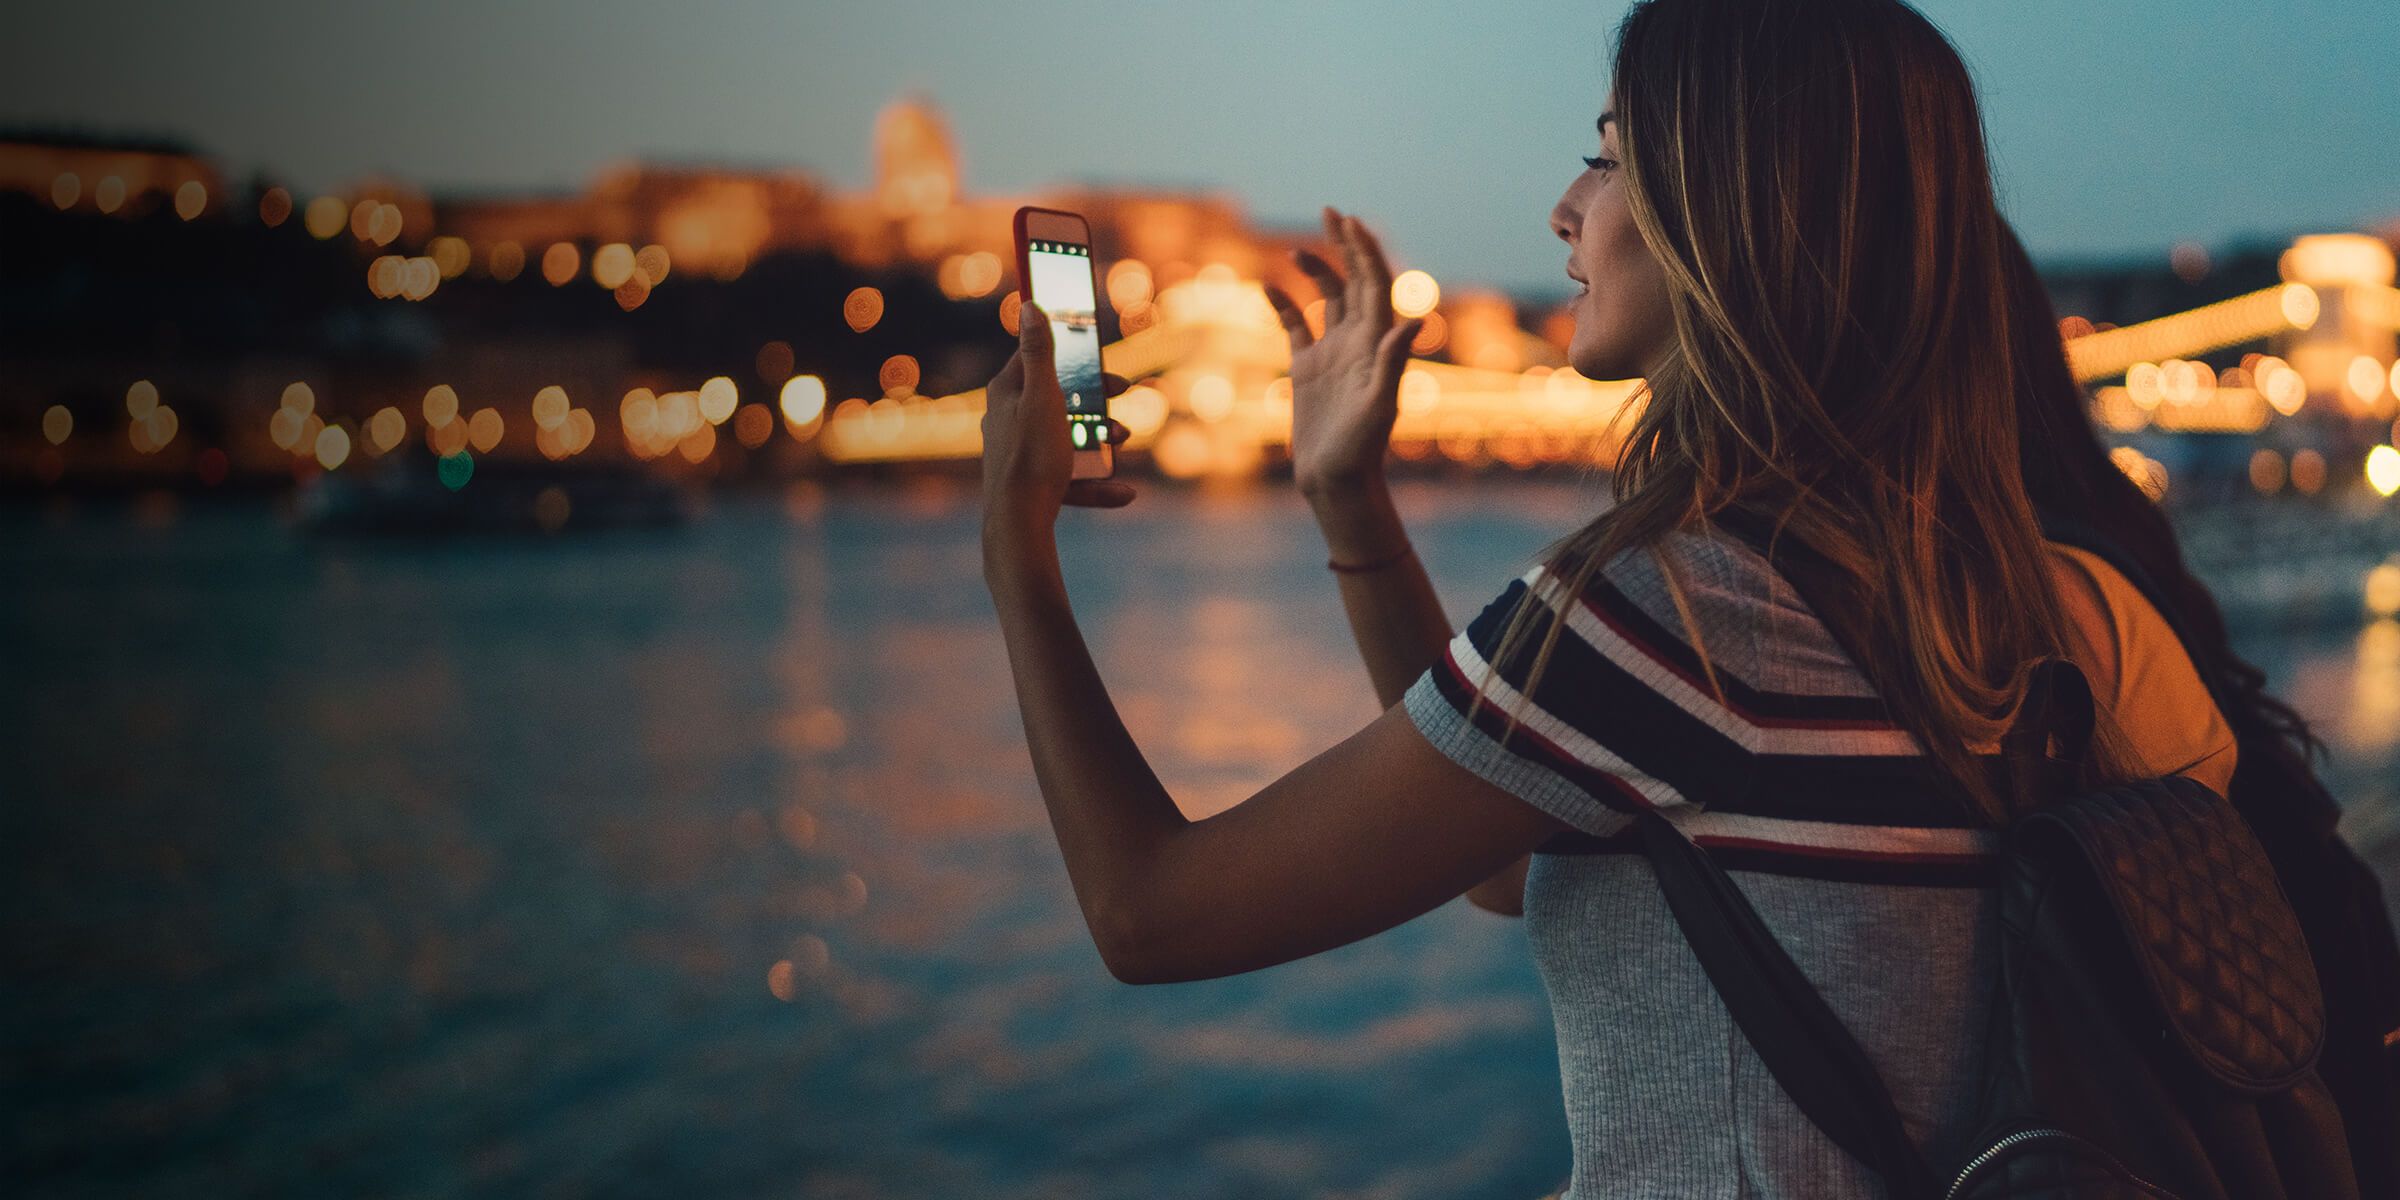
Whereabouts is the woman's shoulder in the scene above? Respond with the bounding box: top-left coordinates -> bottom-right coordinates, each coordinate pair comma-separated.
2040,541 -> 2239,793
1534,518 -> 1859,701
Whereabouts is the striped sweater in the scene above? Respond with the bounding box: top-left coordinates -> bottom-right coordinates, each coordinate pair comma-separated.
1401,518 -> 2236,1198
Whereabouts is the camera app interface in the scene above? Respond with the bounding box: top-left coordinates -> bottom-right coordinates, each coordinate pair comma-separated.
1027,240 -> 1107,451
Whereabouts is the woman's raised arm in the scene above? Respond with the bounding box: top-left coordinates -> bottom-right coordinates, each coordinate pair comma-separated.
1270,207 -> 1531,916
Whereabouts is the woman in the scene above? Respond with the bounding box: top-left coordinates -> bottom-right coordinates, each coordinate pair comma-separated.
978,0 -> 2237,1193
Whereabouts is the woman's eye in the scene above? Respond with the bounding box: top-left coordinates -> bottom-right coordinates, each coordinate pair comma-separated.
1582,155 -> 1616,172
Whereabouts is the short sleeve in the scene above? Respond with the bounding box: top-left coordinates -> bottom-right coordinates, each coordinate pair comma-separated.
2050,545 -> 2239,796
1402,538 -> 1763,837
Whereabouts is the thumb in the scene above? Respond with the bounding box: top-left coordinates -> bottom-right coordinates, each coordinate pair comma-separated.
1368,318 -> 1424,399
1018,298 -> 1055,380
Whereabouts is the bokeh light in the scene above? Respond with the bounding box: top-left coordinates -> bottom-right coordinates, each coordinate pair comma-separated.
542,242 -> 581,286
845,286 -> 885,332
1391,269 -> 1440,319
780,375 -> 827,427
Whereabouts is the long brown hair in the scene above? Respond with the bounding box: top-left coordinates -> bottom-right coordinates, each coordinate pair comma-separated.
1471,0 -> 2140,824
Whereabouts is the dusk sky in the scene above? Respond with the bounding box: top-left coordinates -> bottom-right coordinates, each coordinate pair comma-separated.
6,0 -> 2394,293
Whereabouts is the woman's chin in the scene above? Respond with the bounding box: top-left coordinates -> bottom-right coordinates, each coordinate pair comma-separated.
1569,338 -> 1638,383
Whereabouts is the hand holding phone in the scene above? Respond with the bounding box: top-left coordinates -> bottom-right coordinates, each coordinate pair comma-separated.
1013,206 -> 1115,481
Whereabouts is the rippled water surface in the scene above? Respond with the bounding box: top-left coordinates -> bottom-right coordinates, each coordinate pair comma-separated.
5,478 -> 2393,1199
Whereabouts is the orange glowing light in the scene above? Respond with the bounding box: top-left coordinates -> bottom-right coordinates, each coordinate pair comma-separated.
1188,375 -> 1234,423
1409,310 -> 1449,354
678,423 -> 718,463
592,243 -> 636,289
428,237 -> 472,278
2365,446 -> 2400,498
698,377 -> 740,425
614,273 -> 651,311
467,408 -> 504,453
542,242 -> 581,287
270,408 -> 305,451
315,424 -> 352,470
304,196 -> 347,239
845,286 -> 886,333
368,203 -> 403,246
2248,448 -> 2286,494
958,251 -> 1002,298
997,290 -> 1020,335
532,385 -> 570,430
878,355 -> 921,396
400,257 -> 439,300
636,244 -> 671,285
1107,260 -> 1154,311
734,404 -> 774,448
258,187 -> 292,227
2291,449 -> 2327,495
429,416 -> 470,456
2348,356 -> 2387,406
94,176 -> 126,214
1392,269 -> 1440,318
50,173 -> 79,209
779,375 -> 827,426
368,256 -> 405,298
489,241 -> 526,282
42,405 -> 72,445
2280,284 -> 2320,331
369,407 -> 406,454
1151,422 -> 1211,478
125,380 -> 160,421
174,181 -> 207,220
423,384 -> 459,427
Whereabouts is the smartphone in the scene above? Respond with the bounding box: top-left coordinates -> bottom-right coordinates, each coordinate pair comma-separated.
1013,206 -> 1114,480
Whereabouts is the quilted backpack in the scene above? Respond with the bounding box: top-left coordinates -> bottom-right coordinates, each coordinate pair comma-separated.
1655,507 -> 2374,1198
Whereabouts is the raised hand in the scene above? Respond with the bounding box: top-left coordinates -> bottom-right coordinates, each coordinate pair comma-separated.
1264,207 -> 1425,498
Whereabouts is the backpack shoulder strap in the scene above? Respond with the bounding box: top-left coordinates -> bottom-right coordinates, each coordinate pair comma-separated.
1636,807 -> 1944,1198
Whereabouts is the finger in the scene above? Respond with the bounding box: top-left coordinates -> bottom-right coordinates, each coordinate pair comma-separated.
1063,480 -> 1138,508
1368,317 -> 1425,400
1293,248 -> 1346,325
1347,215 -> 1398,325
1103,372 -> 1133,398
1336,213 -> 1376,316
1104,417 -> 1129,443
1262,281 -> 1315,351
1017,300 -> 1058,405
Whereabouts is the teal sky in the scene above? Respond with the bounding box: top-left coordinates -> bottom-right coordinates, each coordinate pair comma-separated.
5,1 -> 2394,292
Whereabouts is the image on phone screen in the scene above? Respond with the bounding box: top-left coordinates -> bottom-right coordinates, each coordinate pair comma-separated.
1025,240 -> 1107,452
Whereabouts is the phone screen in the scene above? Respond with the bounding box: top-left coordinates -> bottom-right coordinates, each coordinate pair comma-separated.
1024,238 -> 1108,453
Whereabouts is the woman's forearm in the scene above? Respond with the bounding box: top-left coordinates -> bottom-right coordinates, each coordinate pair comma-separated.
1305,474 -> 1455,709
1306,474 -> 1529,917
983,523 -> 1188,954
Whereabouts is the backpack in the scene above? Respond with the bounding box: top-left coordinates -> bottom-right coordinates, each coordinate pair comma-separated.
2038,510 -> 2400,1194
1652,507 -> 2389,1198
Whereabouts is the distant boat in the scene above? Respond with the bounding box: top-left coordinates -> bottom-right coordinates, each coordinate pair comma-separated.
296,452 -> 696,535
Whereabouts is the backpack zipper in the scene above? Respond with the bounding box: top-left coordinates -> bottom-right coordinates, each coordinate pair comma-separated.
1943,1127 -> 2178,1200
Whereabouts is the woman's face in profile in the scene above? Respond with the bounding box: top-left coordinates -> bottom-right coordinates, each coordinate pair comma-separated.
1550,110 -> 1675,381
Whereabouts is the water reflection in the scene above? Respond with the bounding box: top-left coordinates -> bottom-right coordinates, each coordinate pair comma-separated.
2,479 -> 2391,1198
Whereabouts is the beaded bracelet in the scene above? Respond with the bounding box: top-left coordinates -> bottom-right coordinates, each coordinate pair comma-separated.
1327,543 -> 1416,574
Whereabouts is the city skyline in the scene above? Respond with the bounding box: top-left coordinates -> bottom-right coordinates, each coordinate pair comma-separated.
4,0 -> 2396,293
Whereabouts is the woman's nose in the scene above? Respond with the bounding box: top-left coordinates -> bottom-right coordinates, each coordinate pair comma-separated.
1549,199 -> 1577,246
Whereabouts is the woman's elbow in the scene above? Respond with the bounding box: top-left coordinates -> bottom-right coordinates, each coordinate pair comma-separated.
1093,903 -> 1177,985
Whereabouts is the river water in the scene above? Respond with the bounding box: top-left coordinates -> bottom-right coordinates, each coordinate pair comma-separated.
5,477 -> 2393,1199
